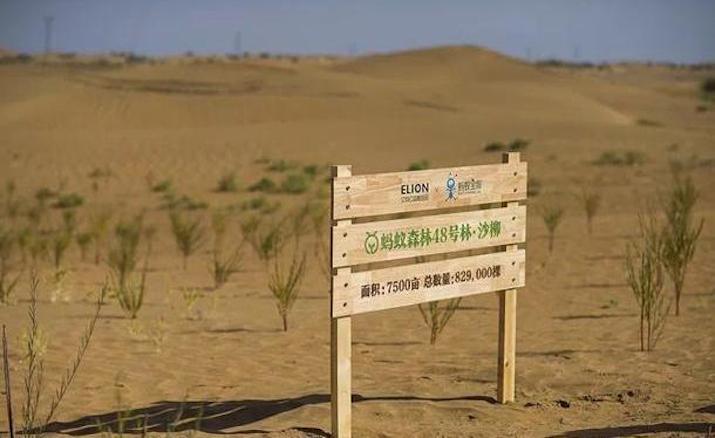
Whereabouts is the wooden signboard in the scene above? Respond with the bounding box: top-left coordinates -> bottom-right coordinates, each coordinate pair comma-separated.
330,153 -> 527,437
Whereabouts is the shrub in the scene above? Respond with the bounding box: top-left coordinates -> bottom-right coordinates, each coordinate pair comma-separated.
112,264 -> 147,319
53,193 -> 84,209
50,229 -> 73,270
266,159 -> 296,172
702,77 -> 715,95
636,118 -> 663,127
242,196 -> 267,211
303,164 -> 319,178
593,150 -> 645,167
268,248 -> 307,331
248,177 -> 277,193
0,227 -> 22,305
240,216 -> 285,263
151,179 -> 173,193
216,172 -> 239,193
626,214 -> 669,351
35,188 -> 58,204
541,204 -> 565,253
212,248 -> 242,290
20,272 -> 104,435
180,287 -> 203,319
89,210 -> 112,264
280,173 -> 309,194
661,175 -> 703,316
581,188 -> 601,235
484,142 -> 505,152
508,138 -> 530,151
418,299 -> 462,345
407,160 -> 430,171
169,210 -> 205,270
108,216 -> 143,289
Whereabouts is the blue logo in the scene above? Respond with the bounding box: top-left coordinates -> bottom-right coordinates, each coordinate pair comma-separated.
446,173 -> 457,200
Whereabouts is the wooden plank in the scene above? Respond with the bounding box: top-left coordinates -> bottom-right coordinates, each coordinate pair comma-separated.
331,165 -> 352,438
332,249 -> 525,318
333,161 -> 527,220
498,152 -> 519,404
333,205 -> 526,268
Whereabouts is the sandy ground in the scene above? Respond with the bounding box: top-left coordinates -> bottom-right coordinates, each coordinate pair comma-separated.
0,46 -> 714,437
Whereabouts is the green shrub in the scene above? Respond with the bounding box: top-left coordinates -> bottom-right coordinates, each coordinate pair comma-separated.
248,177 -> 277,193
267,159 -> 296,172
242,196 -> 267,211
700,77 -> 715,96
53,193 -> 84,209
281,173 -> 309,194
484,142 -> 505,152
508,138 -> 530,151
151,179 -> 173,193
593,150 -> 645,167
303,164 -> 319,178
108,216 -> 143,289
169,210 -> 205,270
268,248 -> 307,331
541,204 -> 565,253
35,188 -> 57,204
407,160 -> 430,171
216,172 -> 239,193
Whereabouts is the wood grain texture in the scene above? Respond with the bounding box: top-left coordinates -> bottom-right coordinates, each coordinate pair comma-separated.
333,161 -> 527,220
332,204 -> 526,267
332,249 -> 525,317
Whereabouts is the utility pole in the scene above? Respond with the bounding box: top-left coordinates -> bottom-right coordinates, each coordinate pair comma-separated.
44,15 -> 54,53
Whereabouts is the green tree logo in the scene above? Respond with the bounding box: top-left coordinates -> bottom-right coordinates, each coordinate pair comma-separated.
364,232 -> 379,255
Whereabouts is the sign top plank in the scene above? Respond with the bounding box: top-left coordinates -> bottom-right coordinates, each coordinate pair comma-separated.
332,161 -> 527,220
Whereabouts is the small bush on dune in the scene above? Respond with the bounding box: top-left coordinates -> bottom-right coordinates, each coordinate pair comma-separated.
580,188 -> 601,235
108,216 -> 143,289
112,264 -> 147,320
248,177 -> 277,193
89,209 -> 112,265
0,227 -> 22,304
266,159 -> 296,172
19,272 -> 104,435
280,173 -> 309,194
593,150 -> 645,167
626,214 -> 669,352
268,247 -> 307,331
53,193 -> 84,209
216,172 -> 239,193
541,204 -> 565,253
34,188 -> 57,205
484,142 -> 505,152
169,209 -> 206,270
702,77 -> 715,95
507,138 -> 530,151
240,216 -> 285,263
407,160 -> 430,171
661,175 -> 703,316
418,299 -> 462,345
151,179 -> 173,193
303,164 -> 319,178
75,232 -> 93,262
210,210 -> 243,289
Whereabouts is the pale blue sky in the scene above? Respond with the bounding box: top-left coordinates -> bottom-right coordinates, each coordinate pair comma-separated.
1,0 -> 714,63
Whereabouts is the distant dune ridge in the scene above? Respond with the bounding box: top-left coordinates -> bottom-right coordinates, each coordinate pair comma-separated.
0,44 -> 713,437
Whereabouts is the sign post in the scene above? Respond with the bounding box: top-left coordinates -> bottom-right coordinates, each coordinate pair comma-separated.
330,153 -> 527,436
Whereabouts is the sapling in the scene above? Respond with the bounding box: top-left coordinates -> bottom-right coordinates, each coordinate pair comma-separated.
581,188 -> 601,235
75,232 -> 93,262
418,299 -> 462,345
50,229 -> 72,271
661,175 -> 704,316
626,214 -> 669,351
108,216 -> 143,290
89,209 -> 112,264
169,209 -> 205,270
268,248 -> 307,331
0,227 -> 22,305
112,262 -> 147,320
240,216 -> 285,264
541,204 -> 565,253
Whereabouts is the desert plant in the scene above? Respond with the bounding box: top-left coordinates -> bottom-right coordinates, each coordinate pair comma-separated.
151,179 -> 173,193
21,272 -> 104,436
407,160 -> 430,171
212,248 -> 242,290
266,159 -> 296,172
661,175 -> 704,316
180,287 -> 203,319
507,138 -> 530,151
75,232 -> 93,262
240,216 -> 285,263
169,209 -> 205,270
541,204 -> 565,253
625,214 -> 669,351
702,77 -> 715,96
581,188 -> 601,235
50,229 -> 72,270
112,263 -> 147,320
107,216 -> 143,289
248,177 -> 277,193
280,173 -> 309,194
0,227 -> 22,305
216,172 -> 239,193
89,210 -> 112,264
268,248 -> 307,331
418,299 -> 462,345
53,193 -> 84,209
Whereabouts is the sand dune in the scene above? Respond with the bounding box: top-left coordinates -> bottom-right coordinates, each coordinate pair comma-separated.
0,45 -> 714,437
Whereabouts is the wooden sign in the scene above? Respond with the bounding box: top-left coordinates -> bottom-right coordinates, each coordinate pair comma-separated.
330,153 -> 527,437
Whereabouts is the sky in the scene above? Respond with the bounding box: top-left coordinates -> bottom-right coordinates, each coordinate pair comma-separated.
0,0 -> 714,63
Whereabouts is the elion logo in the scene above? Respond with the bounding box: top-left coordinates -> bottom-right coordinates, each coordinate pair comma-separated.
400,182 -> 429,203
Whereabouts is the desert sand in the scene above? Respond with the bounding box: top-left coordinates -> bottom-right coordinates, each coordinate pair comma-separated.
0,46 -> 714,437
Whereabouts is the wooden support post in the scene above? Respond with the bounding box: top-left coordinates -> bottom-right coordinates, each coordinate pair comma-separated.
498,152 -> 519,404
331,165 -> 352,437
3,325 -> 15,438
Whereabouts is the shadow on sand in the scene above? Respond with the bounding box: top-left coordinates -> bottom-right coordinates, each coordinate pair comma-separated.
40,393 -> 497,436
550,422 -> 713,437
